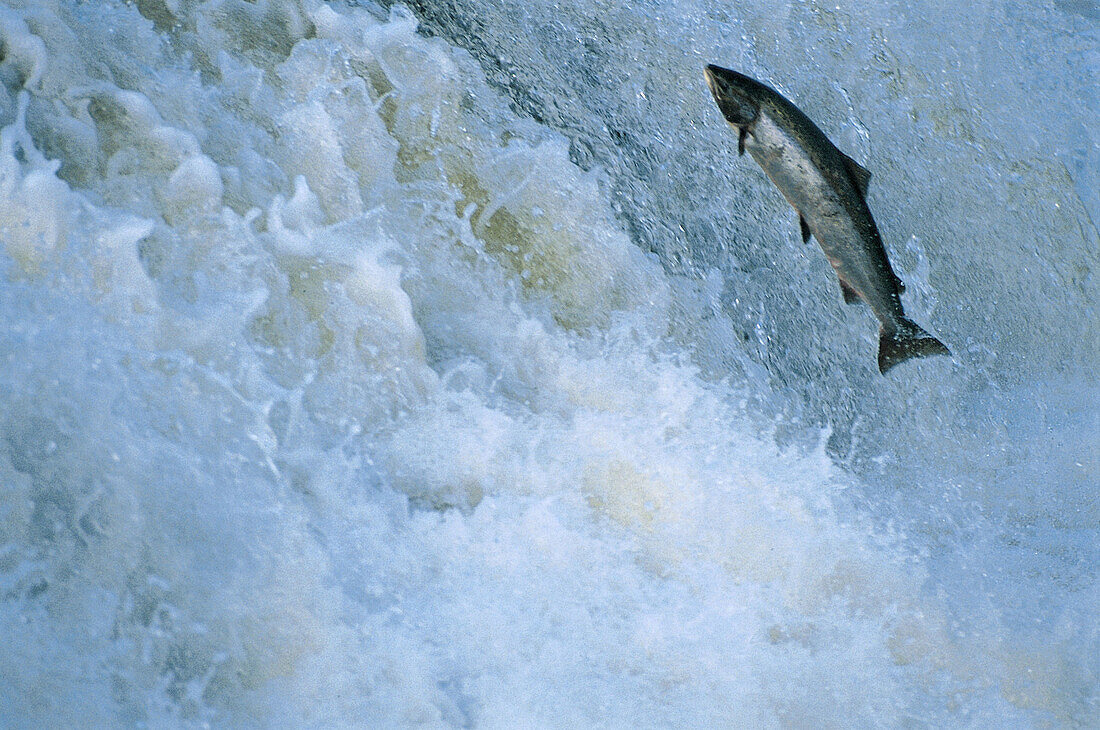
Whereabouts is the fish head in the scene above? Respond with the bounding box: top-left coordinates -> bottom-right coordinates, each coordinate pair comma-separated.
704,64 -> 760,128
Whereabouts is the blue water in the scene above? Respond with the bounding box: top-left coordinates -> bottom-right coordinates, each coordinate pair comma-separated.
0,0 -> 1096,726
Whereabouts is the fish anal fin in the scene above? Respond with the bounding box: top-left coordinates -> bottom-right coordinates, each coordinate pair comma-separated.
738,127 -> 748,156
800,215 -> 812,244
840,279 -> 861,304
840,151 -> 872,197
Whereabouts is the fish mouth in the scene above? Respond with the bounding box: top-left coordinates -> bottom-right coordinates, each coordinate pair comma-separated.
703,64 -> 723,95
704,64 -> 759,127
704,64 -> 756,97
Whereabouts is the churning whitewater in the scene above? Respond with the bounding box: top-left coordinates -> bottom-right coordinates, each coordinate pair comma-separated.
0,0 -> 1096,727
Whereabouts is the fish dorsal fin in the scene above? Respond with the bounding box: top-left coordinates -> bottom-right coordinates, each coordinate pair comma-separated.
840,151 -> 871,196
839,279 -> 861,305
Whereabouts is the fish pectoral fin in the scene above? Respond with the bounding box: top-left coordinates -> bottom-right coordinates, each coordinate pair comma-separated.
840,151 -> 872,196
799,215 -> 812,244
738,127 -> 748,156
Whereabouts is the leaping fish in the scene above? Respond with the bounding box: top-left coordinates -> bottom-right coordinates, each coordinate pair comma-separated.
704,64 -> 950,374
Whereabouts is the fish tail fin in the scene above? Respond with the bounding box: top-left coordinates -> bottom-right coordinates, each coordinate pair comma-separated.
878,318 -> 951,374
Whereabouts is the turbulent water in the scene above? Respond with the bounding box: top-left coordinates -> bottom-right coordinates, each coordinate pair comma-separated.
0,0 -> 1096,726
